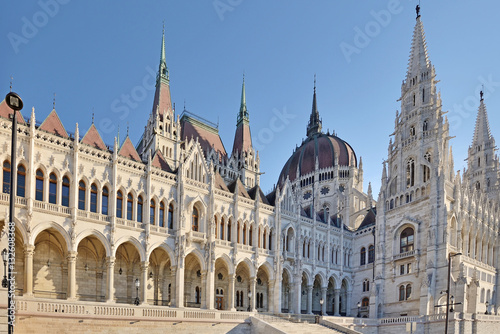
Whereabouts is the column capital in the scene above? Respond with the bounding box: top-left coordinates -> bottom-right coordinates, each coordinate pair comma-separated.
307,285 -> 313,292
24,244 -> 35,256
106,256 -> 116,266
321,287 -> 327,293
67,251 -> 78,261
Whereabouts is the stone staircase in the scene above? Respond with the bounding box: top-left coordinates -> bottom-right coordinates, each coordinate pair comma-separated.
256,313 -> 350,334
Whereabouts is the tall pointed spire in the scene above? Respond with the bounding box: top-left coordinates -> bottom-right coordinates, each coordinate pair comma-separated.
406,7 -> 431,81
472,91 -> 493,146
150,25 -> 172,119
237,74 -> 249,126
158,23 -> 169,84
307,75 -> 322,137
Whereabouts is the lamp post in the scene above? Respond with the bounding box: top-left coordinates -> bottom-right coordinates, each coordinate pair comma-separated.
445,252 -> 462,334
320,298 -> 324,316
1,249 -> 7,288
247,290 -> 252,312
485,301 -> 489,315
134,278 -> 140,305
5,91 -> 23,334
357,301 -> 361,317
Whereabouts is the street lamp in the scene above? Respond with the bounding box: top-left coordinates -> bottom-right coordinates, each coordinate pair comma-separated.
134,278 -> 140,305
445,252 -> 462,334
357,301 -> 361,318
247,291 -> 252,311
485,301 -> 489,315
450,296 -> 455,312
5,91 -> 23,334
319,298 -> 324,316
1,249 -> 7,288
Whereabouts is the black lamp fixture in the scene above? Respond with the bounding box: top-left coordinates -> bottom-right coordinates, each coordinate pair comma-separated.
485,301 -> 489,315
134,278 -> 140,305
319,298 -> 324,316
149,271 -> 153,279
1,249 -> 7,288
247,290 -> 252,311
357,301 -> 361,317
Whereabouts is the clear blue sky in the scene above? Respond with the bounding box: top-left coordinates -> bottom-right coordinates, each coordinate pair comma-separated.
2,1 -> 500,196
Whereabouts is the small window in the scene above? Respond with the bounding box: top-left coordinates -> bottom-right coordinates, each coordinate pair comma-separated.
362,297 -> 369,307
116,191 -> 123,218
48,173 -> 57,204
168,203 -> 174,229
159,202 -> 165,227
62,176 -> 70,207
399,285 -> 405,301
102,186 -> 109,215
400,227 -> 414,253
150,199 -> 156,225
36,169 -> 44,201
137,196 -> 143,222
368,245 -> 375,263
192,207 -> 199,231
2,161 -> 11,194
127,193 -> 133,220
360,247 -> 366,265
90,184 -> 98,213
78,181 -> 86,210
17,165 -> 26,197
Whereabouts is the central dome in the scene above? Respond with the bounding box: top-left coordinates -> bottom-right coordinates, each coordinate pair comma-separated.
277,82 -> 357,188
278,133 -> 357,187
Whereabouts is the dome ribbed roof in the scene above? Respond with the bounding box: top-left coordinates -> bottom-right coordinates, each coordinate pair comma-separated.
278,133 -> 356,187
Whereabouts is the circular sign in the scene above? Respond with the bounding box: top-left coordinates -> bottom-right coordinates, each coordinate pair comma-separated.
5,92 -> 23,111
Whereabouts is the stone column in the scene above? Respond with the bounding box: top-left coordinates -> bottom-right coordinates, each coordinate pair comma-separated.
321,287 -> 327,315
170,266 -> 177,307
106,256 -> 115,302
201,271 -> 208,309
346,288 -> 352,316
307,285 -> 313,314
250,276 -> 257,311
293,275 -> 302,314
67,251 -> 78,300
228,274 -> 236,311
268,280 -> 275,312
23,245 -> 35,297
140,261 -> 149,304
334,288 -> 340,316
175,265 -> 185,307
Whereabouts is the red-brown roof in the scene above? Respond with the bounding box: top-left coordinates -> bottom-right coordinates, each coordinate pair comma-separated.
0,99 -> 25,125
213,172 -> 230,192
152,81 -> 172,121
118,136 -> 141,162
81,124 -> 107,151
151,149 -> 173,172
181,117 -> 227,157
228,178 -> 251,199
232,122 -> 252,155
39,109 -> 69,138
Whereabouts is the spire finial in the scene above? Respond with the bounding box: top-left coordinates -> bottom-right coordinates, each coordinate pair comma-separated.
9,76 -> 13,92
127,122 -> 129,136
314,74 -> 316,93
183,99 -> 186,111
480,89 -> 484,101
92,108 -> 94,124
53,93 -> 56,109
416,3 -> 420,18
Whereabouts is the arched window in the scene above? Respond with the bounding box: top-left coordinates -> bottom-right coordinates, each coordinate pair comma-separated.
116,190 -> 124,218
258,227 -> 262,248
423,120 -> 428,132
150,199 -> 156,225
90,184 -> 98,213
423,152 -> 432,182
36,169 -> 44,201
192,207 -> 199,231
127,193 -> 133,220
159,202 -> 165,227
168,203 -> 174,229
362,297 -> 369,307
62,176 -> 70,207
368,245 -> 375,263
220,218 -> 224,240
399,285 -> 405,301
195,287 -> 201,304
137,195 -> 143,222
102,186 -> 109,215
78,181 -> 86,210
227,220 -> 231,242
406,158 -> 415,188
406,284 -> 412,300
249,225 -> 253,246
400,227 -> 414,253
242,225 -> 246,245
49,173 -> 57,204
303,240 -> 306,257
2,161 -> 10,194
360,247 -> 366,265
237,222 -> 241,243
17,165 -> 26,197
269,230 -> 272,250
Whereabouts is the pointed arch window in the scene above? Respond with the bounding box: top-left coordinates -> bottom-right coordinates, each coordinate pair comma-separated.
400,227 -> 414,253
360,247 -> 366,265
423,120 -> 428,132
36,169 -> 44,201
269,231 -> 272,250
149,199 -> 156,225
368,245 -> 375,263
192,207 -> 199,231
2,161 -> 10,194
220,217 -> 224,240
406,158 -> 415,188
249,225 -> 253,246
17,165 -> 26,197
62,176 -> 70,207
90,184 -> 98,213
78,181 -> 86,210
399,285 -> 405,301
168,203 -> 174,229
159,201 -> 165,227
116,190 -> 123,218
227,220 -> 231,242
102,186 -> 109,215
242,225 -> 246,245
127,193 -> 133,220
137,195 -> 143,222
237,222 -> 241,243
49,173 -> 57,204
